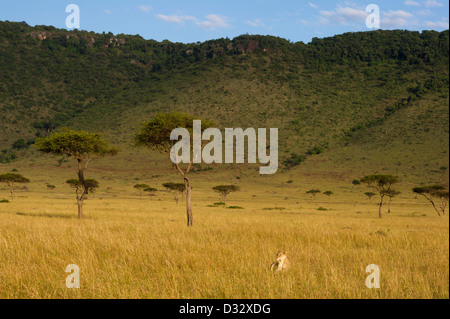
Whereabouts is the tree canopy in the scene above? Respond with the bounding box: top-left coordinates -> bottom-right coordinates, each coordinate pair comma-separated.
35,128 -> 119,160
413,185 -> 449,216
66,179 -> 99,193
135,112 -> 215,154
0,173 -> 30,184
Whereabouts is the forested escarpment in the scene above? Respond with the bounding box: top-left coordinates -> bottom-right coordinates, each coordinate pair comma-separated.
0,21 -> 448,179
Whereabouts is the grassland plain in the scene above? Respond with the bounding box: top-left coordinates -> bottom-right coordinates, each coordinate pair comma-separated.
0,159 -> 448,299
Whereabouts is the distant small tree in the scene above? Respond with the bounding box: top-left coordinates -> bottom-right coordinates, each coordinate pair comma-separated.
413,185 -> 449,216
35,129 -> 118,219
163,182 -> 186,204
47,184 -> 56,191
0,173 -> 30,200
323,190 -> 333,202
66,179 -> 99,203
385,189 -> 401,213
144,187 -> 158,198
212,185 -> 241,204
352,179 -> 361,190
306,189 -> 321,200
134,184 -> 150,199
361,175 -> 399,218
364,192 -> 376,202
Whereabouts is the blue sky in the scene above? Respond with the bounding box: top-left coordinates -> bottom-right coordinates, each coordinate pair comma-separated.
0,0 -> 448,43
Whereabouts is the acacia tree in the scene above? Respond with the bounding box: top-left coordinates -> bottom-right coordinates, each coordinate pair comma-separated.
352,179 -> 361,191
136,112 -> 214,226
212,185 -> 240,204
35,129 -> 118,219
306,189 -> 321,200
361,175 -> 399,218
67,179 -> 99,202
364,192 -> 376,202
385,189 -> 401,213
323,190 -> 333,202
134,184 -> 150,199
163,182 -> 186,204
144,187 -> 158,198
0,173 -> 30,200
413,185 -> 449,216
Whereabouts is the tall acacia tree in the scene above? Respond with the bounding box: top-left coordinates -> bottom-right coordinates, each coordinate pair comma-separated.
413,185 -> 449,216
135,112 -> 215,226
361,174 -> 399,218
0,173 -> 30,200
35,129 -> 118,219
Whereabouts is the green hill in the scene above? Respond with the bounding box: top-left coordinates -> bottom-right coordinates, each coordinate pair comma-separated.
0,21 -> 448,185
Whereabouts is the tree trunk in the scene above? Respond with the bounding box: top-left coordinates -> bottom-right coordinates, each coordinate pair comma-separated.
77,198 -> 84,219
185,177 -> 193,227
378,196 -> 384,218
77,159 -> 88,219
430,200 -> 441,217
388,197 -> 391,213
222,193 -> 227,204
10,186 -> 14,200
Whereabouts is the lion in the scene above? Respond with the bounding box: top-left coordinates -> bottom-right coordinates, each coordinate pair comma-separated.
270,251 -> 291,271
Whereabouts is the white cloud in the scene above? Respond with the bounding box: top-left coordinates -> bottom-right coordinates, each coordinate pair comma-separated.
423,18 -> 449,28
308,2 -> 318,9
156,14 -> 194,24
245,19 -> 265,27
104,9 -> 112,15
196,14 -> 230,30
319,7 -> 367,25
381,10 -> 414,28
138,5 -> 153,13
404,0 -> 420,6
156,13 -> 230,30
425,0 -> 444,7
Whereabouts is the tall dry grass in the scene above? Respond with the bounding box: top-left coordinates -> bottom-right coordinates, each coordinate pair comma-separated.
0,186 -> 448,299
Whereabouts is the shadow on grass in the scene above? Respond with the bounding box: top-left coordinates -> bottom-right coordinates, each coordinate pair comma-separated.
15,212 -> 83,219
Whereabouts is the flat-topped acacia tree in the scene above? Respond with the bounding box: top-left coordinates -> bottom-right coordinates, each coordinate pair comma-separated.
0,173 -> 30,200
67,178 -> 99,202
135,112 -> 215,226
361,174 -> 399,218
306,189 -> 321,200
385,189 -> 401,213
323,190 -> 333,202
163,182 -> 186,204
35,129 -> 118,219
364,192 -> 376,202
212,185 -> 240,204
134,184 -> 150,199
413,185 -> 449,216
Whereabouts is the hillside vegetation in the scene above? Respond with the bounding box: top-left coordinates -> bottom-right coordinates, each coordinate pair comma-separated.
0,21 -> 448,184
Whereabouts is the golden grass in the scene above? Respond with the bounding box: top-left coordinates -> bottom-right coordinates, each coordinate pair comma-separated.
0,182 -> 448,299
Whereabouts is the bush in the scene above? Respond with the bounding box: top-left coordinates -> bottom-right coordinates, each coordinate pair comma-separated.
214,202 -> 226,206
306,146 -> 324,155
283,153 -> 306,169
0,199 -> 9,203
